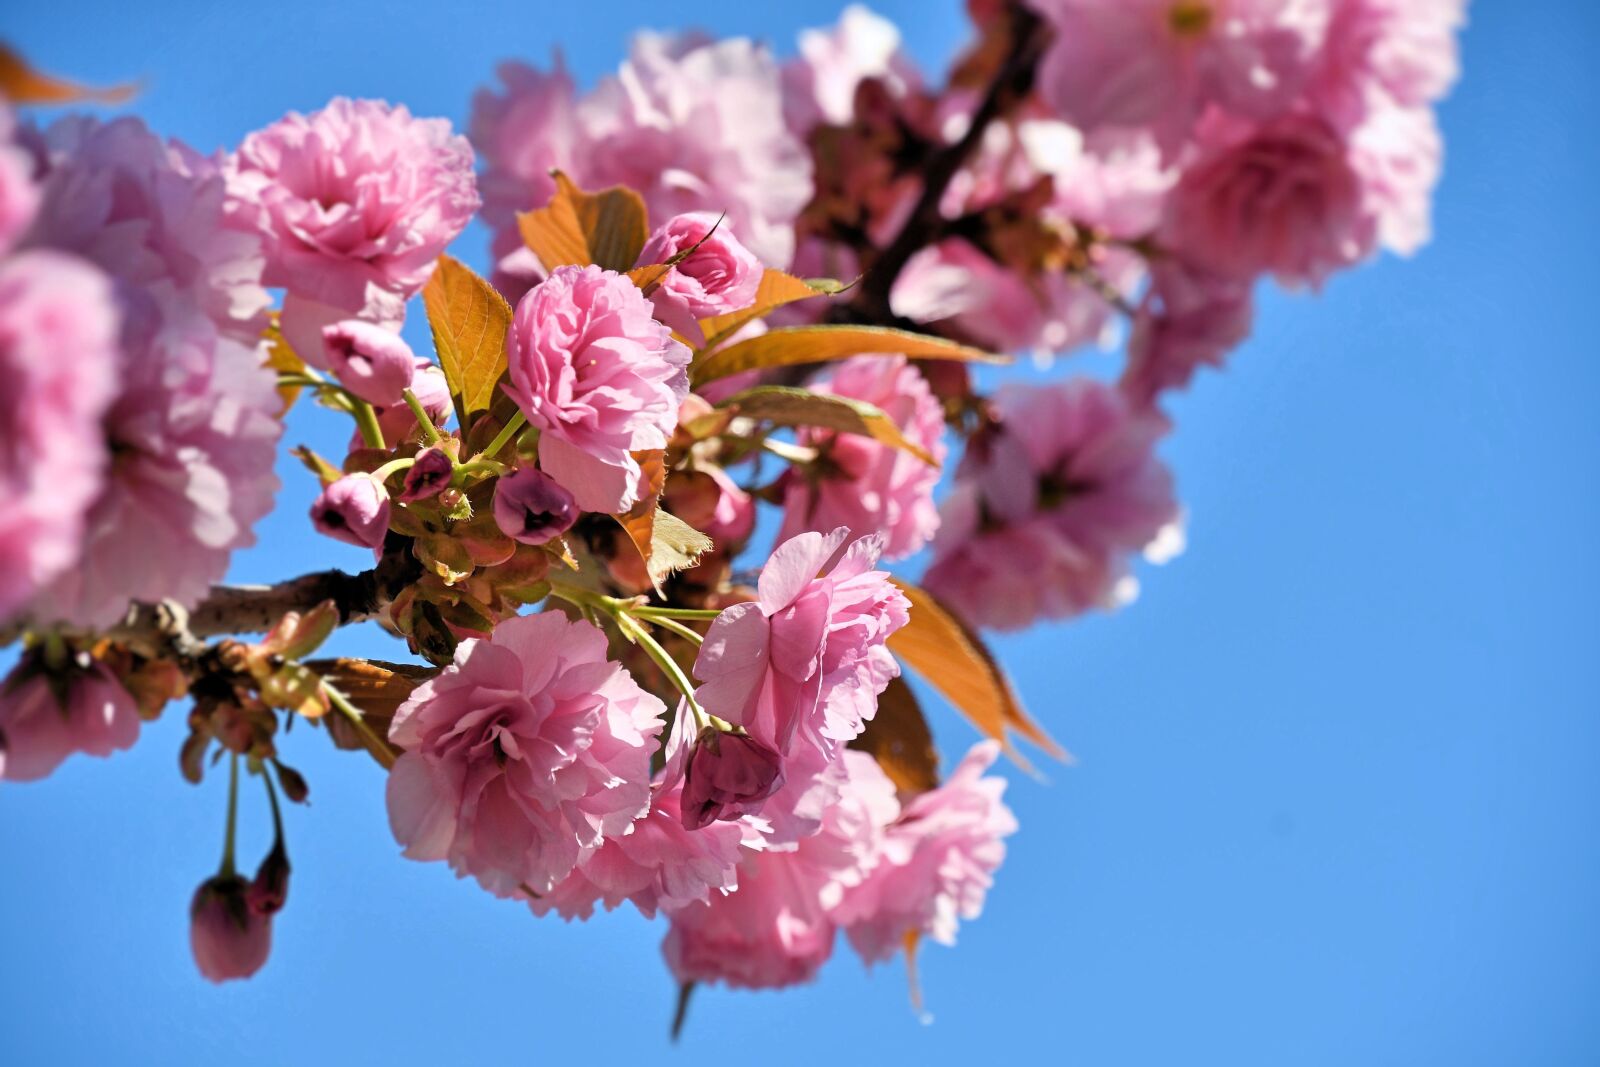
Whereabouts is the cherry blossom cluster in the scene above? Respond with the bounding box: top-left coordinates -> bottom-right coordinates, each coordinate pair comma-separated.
0,0 -> 1461,1026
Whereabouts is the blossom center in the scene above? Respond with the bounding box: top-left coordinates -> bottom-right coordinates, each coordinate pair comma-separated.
1167,1 -> 1214,37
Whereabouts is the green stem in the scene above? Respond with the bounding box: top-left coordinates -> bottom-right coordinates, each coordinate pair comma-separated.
453,458 -> 510,483
401,388 -> 443,445
476,410 -> 528,462
325,685 -> 396,770
371,456 -> 417,483
646,615 -> 705,647
632,606 -> 724,621
275,373 -> 330,390
263,762 -> 285,842
623,614 -> 707,725
220,753 -> 240,878
351,398 -> 386,450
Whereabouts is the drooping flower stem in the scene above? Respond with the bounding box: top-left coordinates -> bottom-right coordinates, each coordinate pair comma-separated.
323,685 -> 397,770
475,410 -> 527,463
641,614 -> 704,647
219,752 -> 240,879
350,397 -> 387,450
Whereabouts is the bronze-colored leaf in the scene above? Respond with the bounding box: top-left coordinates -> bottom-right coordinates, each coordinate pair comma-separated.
715,385 -> 937,465
696,270 -> 848,354
0,44 -> 137,104
613,450 -> 669,592
421,254 -> 513,425
290,444 -> 342,487
516,171 -> 649,273
850,675 -> 939,794
691,324 -> 1004,385
304,657 -> 434,731
262,313 -> 305,415
887,579 -> 1065,770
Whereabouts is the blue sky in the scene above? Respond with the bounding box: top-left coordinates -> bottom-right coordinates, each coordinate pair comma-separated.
2,3 -> 1597,1064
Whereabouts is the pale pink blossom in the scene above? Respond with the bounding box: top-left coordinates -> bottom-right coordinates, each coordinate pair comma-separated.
530,781 -> 751,921
0,659 -> 140,783
636,211 -> 762,342
782,4 -> 921,132
22,114 -> 270,345
1350,101 -> 1443,258
34,304 -> 282,629
230,97 -> 478,339
1162,108 -> 1373,285
1121,259 -> 1254,407
777,356 -> 946,560
321,319 -> 416,406
1310,0 -> 1465,130
189,875 -> 273,983
503,264 -> 690,512
386,612 -> 665,897
924,381 -> 1177,631
310,473 -> 391,553
1028,0 -> 1331,156
0,252 -> 119,623
834,741 -> 1017,962
662,750 -> 898,989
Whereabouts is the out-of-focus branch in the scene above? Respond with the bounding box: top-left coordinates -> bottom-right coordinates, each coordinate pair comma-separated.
848,1 -> 1048,324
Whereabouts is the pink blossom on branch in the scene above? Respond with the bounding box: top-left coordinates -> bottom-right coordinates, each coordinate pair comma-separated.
635,211 -> 762,343
776,356 -> 947,561
386,612 -> 665,897
503,264 -> 690,513
229,97 -> 479,357
0,252 -> 119,624
834,741 -> 1018,962
0,660 -> 141,783
925,381 -> 1178,631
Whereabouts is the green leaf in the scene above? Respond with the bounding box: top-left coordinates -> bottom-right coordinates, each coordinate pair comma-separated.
516,171 -> 650,273
714,385 -> 938,465
691,324 -> 1004,385
421,254 -> 513,425
695,269 -> 848,354
887,579 -> 1066,771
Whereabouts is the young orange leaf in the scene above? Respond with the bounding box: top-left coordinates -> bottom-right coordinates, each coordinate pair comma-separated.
695,269 -> 848,354
0,44 -> 137,104
713,385 -> 938,465
887,579 -> 1066,770
849,675 -> 940,794
691,324 -> 1004,385
421,254 -> 513,425
613,450 -> 669,592
516,171 -> 650,273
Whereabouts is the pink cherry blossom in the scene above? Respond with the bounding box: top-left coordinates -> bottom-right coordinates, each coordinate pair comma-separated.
1310,0 -> 1465,130
189,875 -> 273,983
229,97 -> 478,331
782,4 -> 922,132
924,381 -> 1177,631
0,251 -> 119,624
503,264 -> 690,512
834,741 -> 1017,962
1028,0 -> 1330,156
386,612 -> 665,897
777,356 -> 947,560
1349,101 -> 1443,259
0,659 -> 140,783
1121,259 -> 1254,407
22,114 -> 270,346
680,727 -> 784,830
636,211 -> 762,342
529,781 -> 752,921
400,446 -> 454,503
310,473 -> 391,553
1162,108 -> 1373,285
661,750 -> 898,989
321,319 -> 416,406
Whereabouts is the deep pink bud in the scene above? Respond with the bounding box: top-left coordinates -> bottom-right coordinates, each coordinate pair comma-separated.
322,320 -> 417,406
400,446 -> 454,502
492,466 -> 578,545
189,874 -> 273,983
248,843 -> 291,916
680,726 -> 784,830
310,473 -> 391,552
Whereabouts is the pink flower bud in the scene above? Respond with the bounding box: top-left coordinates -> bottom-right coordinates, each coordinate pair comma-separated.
492,466 -> 578,545
0,659 -> 140,783
189,874 -> 273,983
680,726 -> 784,830
360,361 -> 452,452
310,474 -> 391,552
637,212 -> 762,341
248,843 -> 291,916
400,446 -> 454,502
322,319 -> 417,407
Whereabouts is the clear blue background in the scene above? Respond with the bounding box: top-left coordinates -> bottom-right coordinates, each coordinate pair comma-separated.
2,3 -> 1596,1063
